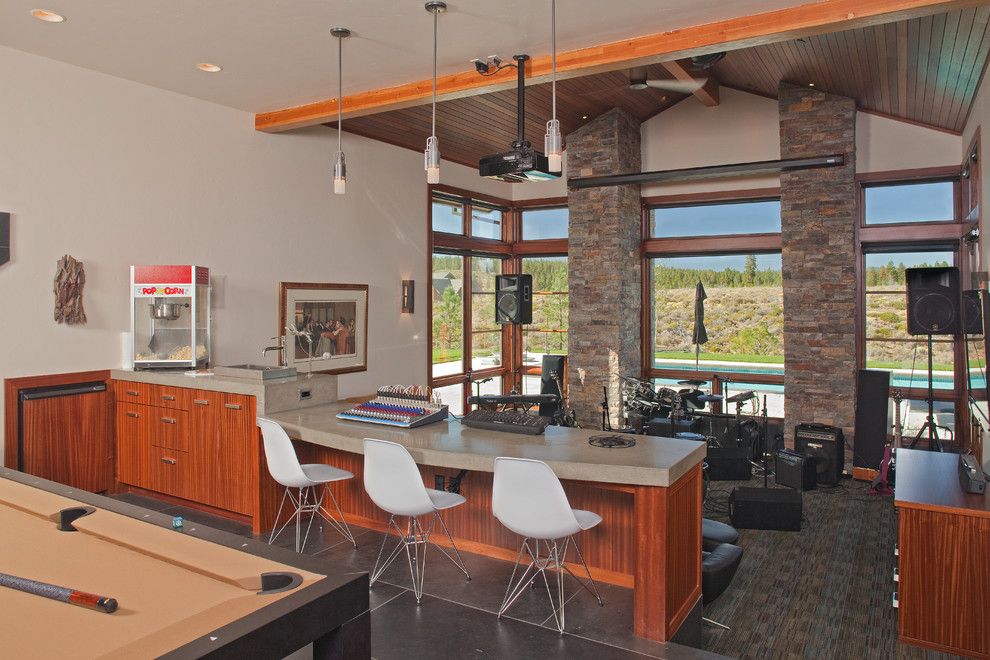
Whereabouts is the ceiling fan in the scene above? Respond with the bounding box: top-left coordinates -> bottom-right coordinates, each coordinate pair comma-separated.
583,53 -> 725,97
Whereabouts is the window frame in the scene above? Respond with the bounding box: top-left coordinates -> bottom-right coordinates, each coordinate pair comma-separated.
428,188 -> 568,411
641,188 -> 785,417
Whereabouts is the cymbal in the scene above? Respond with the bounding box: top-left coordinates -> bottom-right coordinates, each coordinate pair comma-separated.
677,379 -> 706,387
725,390 -> 756,404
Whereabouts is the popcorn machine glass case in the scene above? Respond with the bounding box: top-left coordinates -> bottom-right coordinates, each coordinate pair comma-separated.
130,265 -> 211,369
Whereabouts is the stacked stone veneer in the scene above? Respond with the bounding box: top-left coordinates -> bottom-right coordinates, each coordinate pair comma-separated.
566,108 -> 642,428
779,83 -> 858,447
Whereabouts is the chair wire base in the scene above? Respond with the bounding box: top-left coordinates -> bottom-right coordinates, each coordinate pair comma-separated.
498,536 -> 603,634
268,484 -> 356,553
369,511 -> 471,603
703,617 -> 730,630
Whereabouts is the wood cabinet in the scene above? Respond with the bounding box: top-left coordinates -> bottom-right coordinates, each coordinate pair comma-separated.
114,381 -> 257,518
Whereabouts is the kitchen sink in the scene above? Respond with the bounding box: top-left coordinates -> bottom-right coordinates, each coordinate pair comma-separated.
214,364 -> 298,381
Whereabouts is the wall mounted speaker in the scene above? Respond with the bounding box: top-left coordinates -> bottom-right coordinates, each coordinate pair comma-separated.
906,266 -> 960,335
495,274 -> 532,325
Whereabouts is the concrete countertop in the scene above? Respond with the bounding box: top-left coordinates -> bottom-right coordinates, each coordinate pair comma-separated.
110,369 -> 338,414
267,402 -> 706,487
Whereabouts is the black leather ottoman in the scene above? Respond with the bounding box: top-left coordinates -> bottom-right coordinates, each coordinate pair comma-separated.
701,542 -> 744,605
702,518 -> 739,551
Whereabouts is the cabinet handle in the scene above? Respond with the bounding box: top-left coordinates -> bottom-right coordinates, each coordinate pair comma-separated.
224,403 -> 242,410
161,457 -> 177,465
193,399 -> 209,406
161,417 -> 177,425
126,390 -> 140,397
126,411 -> 140,419
162,395 -> 176,401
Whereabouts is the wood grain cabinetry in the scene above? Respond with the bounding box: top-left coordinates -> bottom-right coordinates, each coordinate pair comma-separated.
113,381 -> 257,518
895,449 -> 990,659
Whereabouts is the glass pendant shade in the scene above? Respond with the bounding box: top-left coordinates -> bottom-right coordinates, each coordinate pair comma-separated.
545,119 -> 562,172
333,150 -> 346,195
425,135 -> 440,184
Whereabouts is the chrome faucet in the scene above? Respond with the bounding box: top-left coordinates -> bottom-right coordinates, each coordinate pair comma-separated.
262,336 -> 287,367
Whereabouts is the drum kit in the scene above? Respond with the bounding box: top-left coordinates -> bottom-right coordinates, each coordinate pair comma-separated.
619,374 -> 764,450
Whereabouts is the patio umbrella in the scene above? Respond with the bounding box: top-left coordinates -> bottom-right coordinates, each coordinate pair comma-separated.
692,281 -> 708,370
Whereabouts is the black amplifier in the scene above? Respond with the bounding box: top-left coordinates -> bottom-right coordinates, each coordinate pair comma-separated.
794,423 -> 844,486
775,449 -> 817,491
706,446 -> 752,481
729,487 -> 802,531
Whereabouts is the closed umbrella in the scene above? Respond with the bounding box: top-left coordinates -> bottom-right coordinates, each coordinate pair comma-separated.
692,281 -> 708,370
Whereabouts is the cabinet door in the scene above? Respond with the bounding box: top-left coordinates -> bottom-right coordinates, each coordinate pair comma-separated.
116,403 -> 151,487
189,391 -> 223,506
214,393 -> 256,515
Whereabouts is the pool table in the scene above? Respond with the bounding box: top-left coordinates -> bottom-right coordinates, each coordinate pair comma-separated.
0,467 -> 370,659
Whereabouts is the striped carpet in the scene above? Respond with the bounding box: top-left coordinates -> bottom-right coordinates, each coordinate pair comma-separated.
700,476 -> 961,659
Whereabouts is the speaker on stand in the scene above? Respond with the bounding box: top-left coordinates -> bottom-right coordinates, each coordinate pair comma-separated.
495,274 -> 533,393
905,267 -> 960,452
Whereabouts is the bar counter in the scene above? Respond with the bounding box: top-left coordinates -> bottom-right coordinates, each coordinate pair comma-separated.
264,403 -> 706,644
266,402 -> 706,487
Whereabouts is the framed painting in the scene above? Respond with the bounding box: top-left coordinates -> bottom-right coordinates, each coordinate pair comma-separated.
278,282 -> 368,375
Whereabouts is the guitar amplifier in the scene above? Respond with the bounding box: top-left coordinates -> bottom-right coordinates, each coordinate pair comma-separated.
729,487 -> 802,531
795,423 -> 844,486
775,449 -> 817,491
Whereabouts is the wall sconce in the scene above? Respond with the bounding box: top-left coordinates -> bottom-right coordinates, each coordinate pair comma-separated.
402,279 -> 415,313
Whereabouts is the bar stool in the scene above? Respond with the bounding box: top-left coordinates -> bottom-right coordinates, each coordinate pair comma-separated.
362,438 -> 470,602
257,417 -> 356,553
492,456 -> 604,633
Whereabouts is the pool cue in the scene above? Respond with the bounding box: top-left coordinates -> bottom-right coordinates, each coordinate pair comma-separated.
0,572 -> 118,613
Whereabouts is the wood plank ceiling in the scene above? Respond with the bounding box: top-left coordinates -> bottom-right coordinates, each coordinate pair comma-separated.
337,7 -> 990,169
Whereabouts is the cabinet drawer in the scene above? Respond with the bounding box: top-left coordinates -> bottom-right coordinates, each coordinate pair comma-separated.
114,381 -> 152,404
151,410 -> 190,452
150,447 -> 189,498
150,384 -> 190,410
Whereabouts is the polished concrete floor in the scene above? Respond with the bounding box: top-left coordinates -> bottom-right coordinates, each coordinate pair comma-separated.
111,492 -> 722,659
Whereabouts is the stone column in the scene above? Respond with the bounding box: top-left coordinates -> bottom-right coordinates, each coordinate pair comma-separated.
566,108 -> 642,428
779,83 -> 858,448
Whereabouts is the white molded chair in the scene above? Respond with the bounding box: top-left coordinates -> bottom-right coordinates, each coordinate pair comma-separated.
258,417 -> 355,552
492,456 -> 604,633
362,438 -> 470,602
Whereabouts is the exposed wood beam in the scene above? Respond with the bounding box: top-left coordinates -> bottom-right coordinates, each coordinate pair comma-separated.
661,60 -> 720,106
256,0 -> 985,132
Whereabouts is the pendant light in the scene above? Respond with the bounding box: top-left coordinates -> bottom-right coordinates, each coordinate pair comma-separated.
424,2 -> 446,184
330,27 -> 351,194
544,0 -> 562,173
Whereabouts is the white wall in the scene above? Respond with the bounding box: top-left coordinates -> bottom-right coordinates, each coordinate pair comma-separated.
0,44 -> 510,460
857,112 -> 961,173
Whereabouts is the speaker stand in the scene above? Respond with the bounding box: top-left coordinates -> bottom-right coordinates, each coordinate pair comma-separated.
909,333 -> 943,452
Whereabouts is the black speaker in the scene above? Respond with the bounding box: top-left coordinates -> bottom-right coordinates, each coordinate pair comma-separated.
906,266 -> 960,335
539,354 -> 566,417
495,274 -> 532,325
775,449 -> 817,490
795,423 -> 844,486
729,487 -> 802,531
962,289 -> 984,335
706,446 -> 752,481
853,369 -> 890,471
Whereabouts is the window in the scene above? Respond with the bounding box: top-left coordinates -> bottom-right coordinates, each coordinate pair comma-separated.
431,253 -> 464,378
864,181 -> 955,224
522,256 -> 568,367
649,253 -> 784,374
650,199 -> 781,238
471,257 -> 502,369
863,250 -> 955,390
521,207 -> 568,240
432,199 -> 463,234
471,205 -> 503,240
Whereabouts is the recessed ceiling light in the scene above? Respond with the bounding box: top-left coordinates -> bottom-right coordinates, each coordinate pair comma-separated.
581,114 -> 588,119
808,82 -> 815,87
196,63 -> 223,73
30,9 -> 65,23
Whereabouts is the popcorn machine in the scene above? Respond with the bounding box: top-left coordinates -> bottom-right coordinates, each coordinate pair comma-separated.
130,265 -> 211,369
